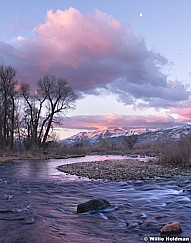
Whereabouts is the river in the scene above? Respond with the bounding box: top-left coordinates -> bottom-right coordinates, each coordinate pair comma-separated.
0,155 -> 191,243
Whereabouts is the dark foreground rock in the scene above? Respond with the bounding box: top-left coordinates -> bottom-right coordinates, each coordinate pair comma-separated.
160,221 -> 182,236
77,198 -> 111,213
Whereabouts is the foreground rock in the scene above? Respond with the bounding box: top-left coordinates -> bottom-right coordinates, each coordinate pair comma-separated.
77,198 -> 111,213
160,221 -> 182,236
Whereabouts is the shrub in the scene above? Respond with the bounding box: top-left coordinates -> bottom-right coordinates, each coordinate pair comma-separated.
161,136 -> 191,166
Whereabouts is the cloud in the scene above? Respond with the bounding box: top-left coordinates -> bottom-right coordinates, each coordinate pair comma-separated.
113,80 -> 189,108
60,113 -> 178,130
0,8 -> 190,108
170,99 -> 191,121
16,36 -> 25,41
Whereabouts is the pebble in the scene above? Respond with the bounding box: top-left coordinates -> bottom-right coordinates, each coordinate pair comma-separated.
58,159 -> 191,181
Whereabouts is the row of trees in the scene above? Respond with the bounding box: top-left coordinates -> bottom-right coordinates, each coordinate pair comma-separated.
73,133 -> 138,152
0,65 -> 77,150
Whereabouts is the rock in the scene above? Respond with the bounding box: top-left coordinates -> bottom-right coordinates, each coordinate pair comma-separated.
77,198 -> 111,213
160,221 -> 182,236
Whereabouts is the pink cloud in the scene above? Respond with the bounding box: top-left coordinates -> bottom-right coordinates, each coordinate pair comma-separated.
168,97 -> 191,122
35,8 -> 120,59
0,8 -> 189,108
61,113 -> 178,130
178,109 -> 191,121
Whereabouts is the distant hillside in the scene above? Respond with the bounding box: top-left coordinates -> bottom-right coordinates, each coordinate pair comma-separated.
61,124 -> 191,146
137,124 -> 191,145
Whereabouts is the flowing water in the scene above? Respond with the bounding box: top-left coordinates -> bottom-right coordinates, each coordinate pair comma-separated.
0,155 -> 191,243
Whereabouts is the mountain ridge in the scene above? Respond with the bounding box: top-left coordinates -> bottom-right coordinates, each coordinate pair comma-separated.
62,124 -> 191,145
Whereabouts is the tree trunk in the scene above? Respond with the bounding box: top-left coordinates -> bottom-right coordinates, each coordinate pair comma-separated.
10,96 -> 15,149
42,115 -> 53,145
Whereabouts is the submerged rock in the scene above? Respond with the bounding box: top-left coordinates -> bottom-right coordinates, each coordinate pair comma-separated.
160,221 -> 182,236
77,198 -> 111,213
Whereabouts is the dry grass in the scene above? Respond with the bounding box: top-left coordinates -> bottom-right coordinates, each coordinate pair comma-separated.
161,137 -> 191,166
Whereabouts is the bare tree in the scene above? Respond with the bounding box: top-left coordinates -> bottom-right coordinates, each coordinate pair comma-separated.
20,83 -> 47,147
21,75 -> 77,147
38,75 -> 77,145
123,134 -> 138,151
0,65 -> 18,149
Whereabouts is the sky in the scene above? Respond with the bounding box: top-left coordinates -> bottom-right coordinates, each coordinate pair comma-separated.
0,0 -> 191,138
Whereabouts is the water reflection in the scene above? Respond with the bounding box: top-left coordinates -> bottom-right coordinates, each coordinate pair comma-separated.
9,155 -> 132,181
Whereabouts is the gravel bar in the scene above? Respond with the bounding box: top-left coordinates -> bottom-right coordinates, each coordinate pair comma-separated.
58,159 -> 191,181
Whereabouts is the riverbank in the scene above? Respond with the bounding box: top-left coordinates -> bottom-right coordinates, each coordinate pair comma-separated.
0,152 -> 85,163
58,159 -> 191,181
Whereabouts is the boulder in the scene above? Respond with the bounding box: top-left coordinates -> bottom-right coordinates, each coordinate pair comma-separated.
160,221 -> 182,236
77,198 -> 111,213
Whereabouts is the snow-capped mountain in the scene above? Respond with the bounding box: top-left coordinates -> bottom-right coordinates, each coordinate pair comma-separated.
70,128 -> 129,140
63,128 -> 130,145
61,124 -> 191,146
138,124 -> 191,144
